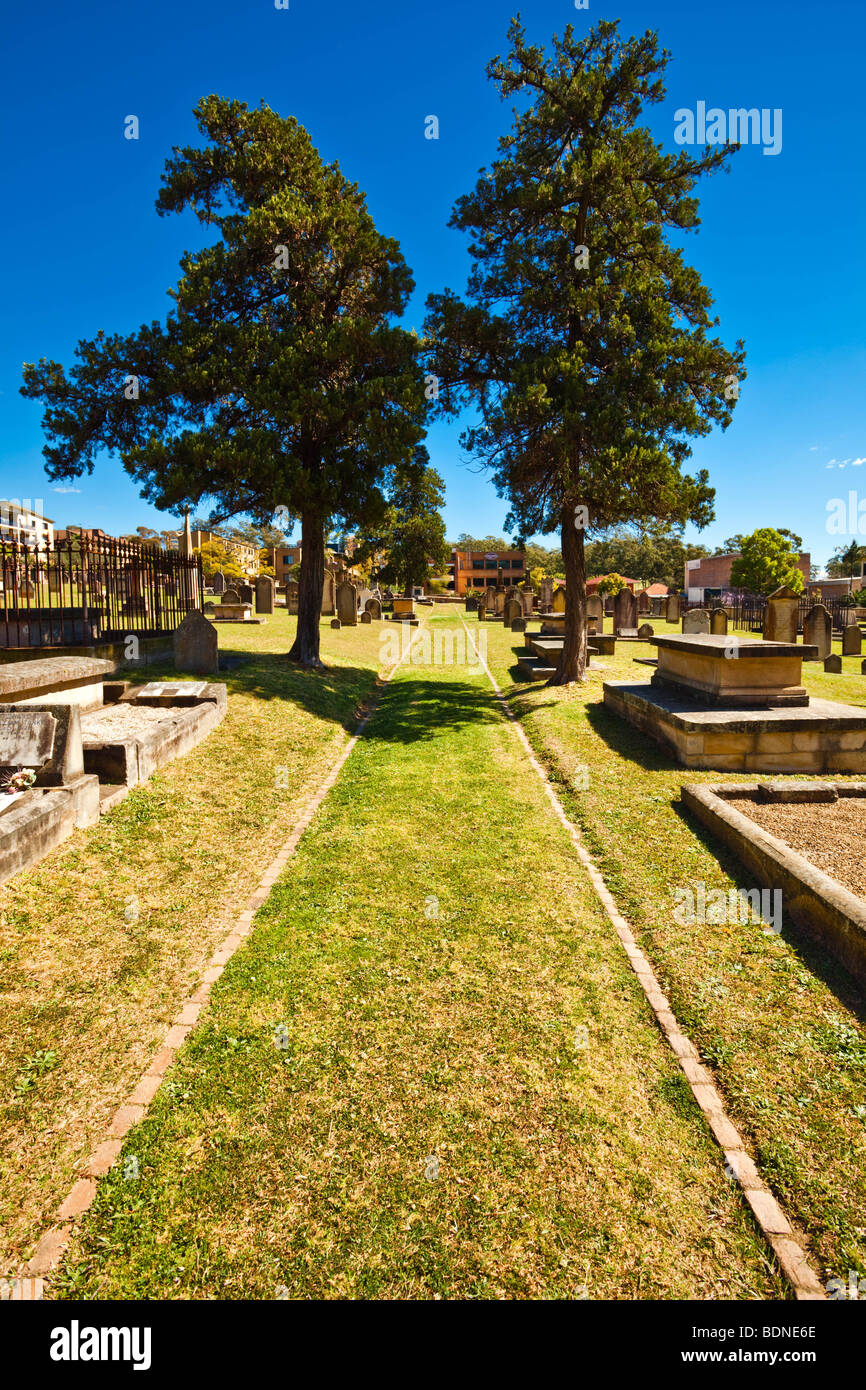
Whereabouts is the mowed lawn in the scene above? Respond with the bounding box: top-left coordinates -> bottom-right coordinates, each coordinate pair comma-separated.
0,611 -> 386,1272
480,610 -> 866,1287
53,613 -> 783,1299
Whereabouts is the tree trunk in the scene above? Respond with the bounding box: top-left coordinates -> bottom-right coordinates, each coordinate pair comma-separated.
550,503 -> 587,685
288,509 -> 325,669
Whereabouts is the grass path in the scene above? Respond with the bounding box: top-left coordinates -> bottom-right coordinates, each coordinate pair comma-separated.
53,614 -> 783,1299
482,613 -> 866,1287
0,613 -> 385,1271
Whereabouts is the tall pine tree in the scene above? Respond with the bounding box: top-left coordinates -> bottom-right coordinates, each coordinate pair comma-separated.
425,19 -> 743,682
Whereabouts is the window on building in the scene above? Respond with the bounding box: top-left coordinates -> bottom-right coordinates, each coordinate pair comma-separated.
486,560 -> 497,570
511,557 -> 523,569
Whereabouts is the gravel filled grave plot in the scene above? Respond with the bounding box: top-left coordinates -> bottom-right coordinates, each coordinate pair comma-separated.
735,796 -> 866,900
80,704 -> 182,738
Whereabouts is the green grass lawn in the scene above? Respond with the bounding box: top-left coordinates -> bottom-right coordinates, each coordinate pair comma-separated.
479,610 -> 866,1288
51,612 -> 784,1300
0,611 -> 386,1271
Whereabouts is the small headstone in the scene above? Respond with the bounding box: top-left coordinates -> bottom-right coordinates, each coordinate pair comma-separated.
521,590 -> 534,617
764,584 -> 799,643
842,623 -> 862,656
365,597 -> 382,620
862,659 -> 866,675
331,618 -> 341,629
493,590 -> 506,616
637,590 -> 650,614
222,588 -> 241,605
614,588 -> 637,634
638,623 -> 654,639
336,580 -> 358,626
666,594 -> 681,623
682,607 -> 710,635
709,608 -> 728,636
361,611 -> 372,624
237,583 -> 254,606
552,586 -> 566,613
512,617 -> 526,632
212,572 -> 226,596
321,571 -> 336,615
803,604 -> 832,661
586,595 -> 603,626
540,579 -> 554,610
504,597 -> 522,627
255,576 -> 275,615
824,654 -> 842,673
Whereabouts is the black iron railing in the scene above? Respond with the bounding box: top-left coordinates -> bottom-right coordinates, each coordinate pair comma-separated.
0,535 -> 203,648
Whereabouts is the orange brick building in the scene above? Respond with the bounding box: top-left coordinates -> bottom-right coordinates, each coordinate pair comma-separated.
450,549 -> 527,594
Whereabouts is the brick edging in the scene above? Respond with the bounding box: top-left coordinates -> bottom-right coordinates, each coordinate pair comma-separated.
460,618 -> 826,1302
18,648 -> 410,1288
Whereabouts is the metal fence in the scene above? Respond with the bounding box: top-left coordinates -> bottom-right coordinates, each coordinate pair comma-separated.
680,593 -> 862,634
0,535 -> 204,649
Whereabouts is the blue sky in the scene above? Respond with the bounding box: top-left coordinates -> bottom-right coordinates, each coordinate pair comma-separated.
2,0 -> 864,569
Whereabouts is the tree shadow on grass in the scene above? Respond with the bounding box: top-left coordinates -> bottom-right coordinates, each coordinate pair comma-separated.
585,698 -> 679,774
363,676 -> 504,746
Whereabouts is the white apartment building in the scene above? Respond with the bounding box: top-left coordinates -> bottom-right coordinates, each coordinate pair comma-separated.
0,498 -> 54,546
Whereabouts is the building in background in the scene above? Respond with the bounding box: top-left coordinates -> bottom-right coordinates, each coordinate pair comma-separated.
0,499 -> 54,547
684,551 -> 811,603
449,548 -> 526,594
270,543 -> 302,579
54,525 -> 113,543
163,526 -> 260,575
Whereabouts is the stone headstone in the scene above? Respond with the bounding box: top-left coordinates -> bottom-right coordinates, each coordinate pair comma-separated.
222,588 -> 240,605
521,590 -> 535,617
361,611 -> 372,624
493,590 -> 506,616
0,709 -> 57,769
637,590 -> 650,614
255,576 -> 275,615
504,597 -> 522,627
173,611 -> 219,676
842,624 -> 862,656
614,589 -> 637,634
286,579 -> 299,615
638,623 -> 654,639
485,586 -> 498,610
237,583 -> 254,606
650,596 -> 663,617
666,594 -> 681,624
212,572 -> 226,596
824,654 -> 842,673
862,659 -> 866,676
682,607 -> 710,635
321,571 -> 336,616
540,579 -> 554,611
552,586 -> 566,613
803,604 -> 831,661
330,618 -> 341,629
365,597 -> 382,620
586,595 -> 603,629
336,580 -> 358,626
764,585 -> 799,644
512,617 -> 526,633
709,608 -> 728,636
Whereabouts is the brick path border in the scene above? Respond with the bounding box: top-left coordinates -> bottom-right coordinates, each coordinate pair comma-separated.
18,646 -> 411,1289
460,617 -> 826,1301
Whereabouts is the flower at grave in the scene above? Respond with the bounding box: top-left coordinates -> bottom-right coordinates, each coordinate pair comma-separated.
1,767 -> 37,795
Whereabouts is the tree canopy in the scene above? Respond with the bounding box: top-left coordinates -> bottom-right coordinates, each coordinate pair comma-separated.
729,528 -> 805,596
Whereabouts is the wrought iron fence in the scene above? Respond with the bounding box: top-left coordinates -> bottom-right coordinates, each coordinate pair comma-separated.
0,535 -> 204,648
679,592 -> 863,634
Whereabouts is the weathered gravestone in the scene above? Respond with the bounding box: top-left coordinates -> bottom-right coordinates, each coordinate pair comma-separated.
825,654 -> 842,673
709,608 -> 728,636
586,595 -> 604,631
764,584 -> 800,644
222,588 -> 240,605
237,583 -> 254,606
504,597 -> 522,628
286,579 -> 299,615
638,623 -> 654,639
212,572 -> 226,596
173,610 -> 219,676
614,589 -> 638,634
637,590 -> 650,614
255,576 -> 275,615
803,604 -> 832,661
521,590 -> 535,617
336,581 -> 358,626
485,586 -> 498,611
365,597 -> 382,620
540,579 -> 554,611
552,586 -> 566,613
361,612 -> 372,624
512,617 -> 526,633
683,607 -> 711,635
321,571 -> 336,616
493,591 -> 506,616
331,618 -> 341,629
666,594 -> 681,623
842,624 -> 862,656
